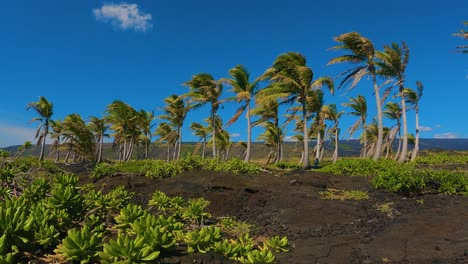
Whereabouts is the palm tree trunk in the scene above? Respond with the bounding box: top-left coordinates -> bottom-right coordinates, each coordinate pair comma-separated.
40,122 -> 48,161
245,103 -> 251,163
362,123 -> 367,158
398,90 -> 409,163
411,108 -> 420,161
166,144 -> 170,162
333,126 -> 339,163
372,74 -> 384,160
177,128 -> 182,160
202,140 -> 206,158
315,131 -> 322,161
97,134 -> 103,163
302,101 -> 311,169
55,150 -> 60,163
144,138 -> 149,160
211,111 -> 217,158
394,125 -> 402,160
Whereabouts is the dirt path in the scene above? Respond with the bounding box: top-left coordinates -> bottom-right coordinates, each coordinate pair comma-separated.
89,169 -> 468,264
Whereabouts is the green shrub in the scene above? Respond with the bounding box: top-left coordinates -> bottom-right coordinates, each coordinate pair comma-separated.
371,165 -> 425,196
424,170 -> 468,194
90,163 -> 116,179
54,225 -> 102,263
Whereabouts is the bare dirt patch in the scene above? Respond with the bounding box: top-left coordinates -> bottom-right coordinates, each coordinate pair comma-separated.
85,168 -> 468,264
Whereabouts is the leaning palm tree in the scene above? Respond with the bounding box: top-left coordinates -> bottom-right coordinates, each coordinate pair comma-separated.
376,42 -> 410,162
260,52 -> 334,169
136,110 -> 155,160
159,95 -> 188,160
383,102 -> 402,159
252,98 -> 282,163
62,113 -> 95,162
105,100 -> 139,162
342,95 -> 368,157
329,32 -> 384,160
184,73 -> 223,158
321,104 -> 343,163
49,119 -> 63,163
404,81 -> 424,161
453,22 -> 468,53
88,116 -> 109,163
27,96 -> 53,161
190,122 -> 210,158
154,122 -> 177,162
257,121 -> 284,165
223,65 -> 261,162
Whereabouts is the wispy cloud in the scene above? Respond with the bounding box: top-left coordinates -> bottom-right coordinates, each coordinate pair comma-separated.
93,3 -> 152,32
419,125 -> 432,132
0,124 -> 37,148
231,133 -> 240,138
434,132 -> 460,139
284,136 -> 298,142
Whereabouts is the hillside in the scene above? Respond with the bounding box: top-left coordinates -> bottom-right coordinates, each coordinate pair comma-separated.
2,138 -> 468,161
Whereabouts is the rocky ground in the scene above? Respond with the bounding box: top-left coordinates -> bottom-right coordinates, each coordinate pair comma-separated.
69,164 -> 468,264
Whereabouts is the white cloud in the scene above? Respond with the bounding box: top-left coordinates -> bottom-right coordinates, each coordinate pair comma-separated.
93,3 -> 152,32
419,126 -> 432,132
231,133 -> 241,138
284,136 -> 298,142
0,124 -> 37,148
434,132 -> 460,139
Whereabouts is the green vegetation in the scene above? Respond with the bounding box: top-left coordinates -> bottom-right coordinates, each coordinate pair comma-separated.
318,157 -> 468,196
90,156 -> 261,180
319,188 -> 369,200
0,167 -> 288,263
416,151 -> 468,164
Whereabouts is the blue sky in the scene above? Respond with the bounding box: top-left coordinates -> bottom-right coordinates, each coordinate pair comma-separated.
0,0 -> 467,147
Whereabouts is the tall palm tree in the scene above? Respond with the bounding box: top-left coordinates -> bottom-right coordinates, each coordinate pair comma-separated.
190,122 -> 210,158
223,65 -> 261,162
62,113 -> 95,162
260,52 -> 334,169
329,32 -> 384,160
383,102 -> 402,159
252,99 -> 282,163
159,95 -> 188,160
136,110 -> 155,160
321,104 -> 343,163
105,100 -> 139,162
404,81 -> 424,161
154,122 -> 177,162
342,95 -> 368,157
88,116 -> 109,163
49,119 -> 63,163
257,121 -> 284,165
184,73 -> 223,158
376,42 -> 410,162
27,96 -> 53,161
454,22 -> 468,53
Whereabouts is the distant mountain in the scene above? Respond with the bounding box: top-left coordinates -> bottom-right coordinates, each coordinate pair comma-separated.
2,138 -> 467,160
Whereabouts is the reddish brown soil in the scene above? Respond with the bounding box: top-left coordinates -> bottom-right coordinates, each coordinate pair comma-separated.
73,165 -> 468,264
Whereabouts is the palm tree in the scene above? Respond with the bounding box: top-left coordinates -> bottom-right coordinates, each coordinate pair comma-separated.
252,99 -> 282,163
257,121 -> 284,165
62,113 -> 95,162
260,52 -> 334,169
136,110 -> 155,160
223,65 -> 261,162
342,95 -> 368,157
329,32 -> 384,160
154,122 -> 177,162
321,104 -> 343,163
383,102 -> 402,159
190,122 -> 210,158
454,22 -> 468,53
49,119 -> 63,163
88,116 -> 109,163
159,95 -> 188,160
184,73 -> 223,158
404,81 -> 424,161
105,100 -> 139,162
27,96 -> 53,161
376,42 -> 410,162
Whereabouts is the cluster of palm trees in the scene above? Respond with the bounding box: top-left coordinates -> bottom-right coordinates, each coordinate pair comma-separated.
26,31 -> 432,168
